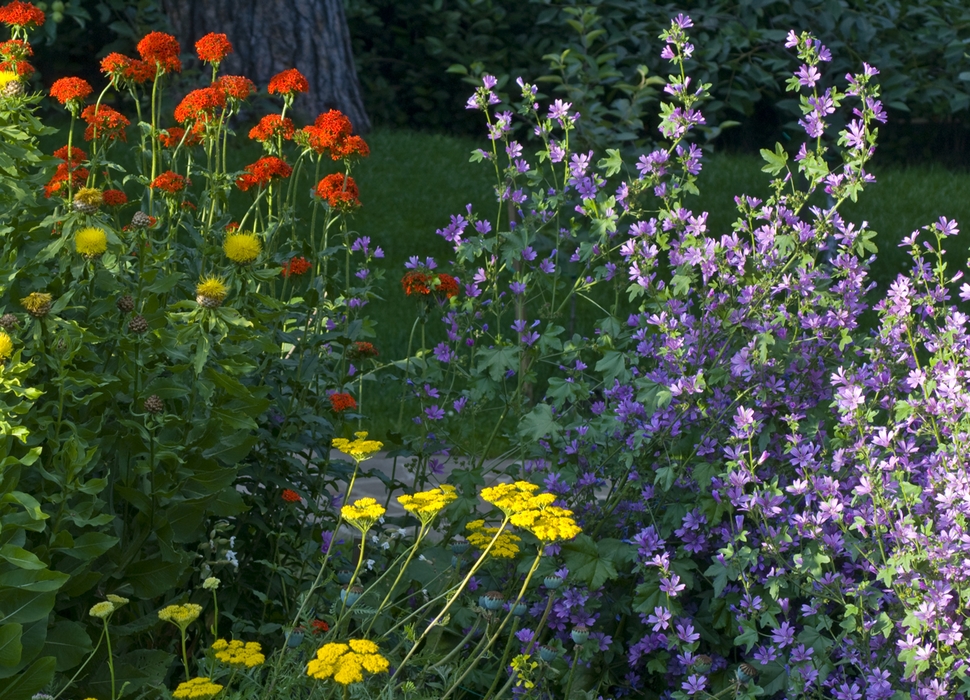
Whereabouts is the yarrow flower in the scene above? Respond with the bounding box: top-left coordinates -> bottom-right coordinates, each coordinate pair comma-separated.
88,601 -> 115,619
158,603 -> 203,631
331,431 -> 383,463
341,497 -> 386,533
329,392 -> 357,413
212,638 -> 265,668
466,520 -> 521,558
223,231 -> 262,264
398,485 -> 458,524
306,639 -> 389,685
136,31 -> 181,74
195,33 -> 232,65
150,171 -> 186,195
314,173 -> 360,208
172,677 -> 222,700
268,68 -> 309,97
75,226 -> 108,258
281,255 -> 312,277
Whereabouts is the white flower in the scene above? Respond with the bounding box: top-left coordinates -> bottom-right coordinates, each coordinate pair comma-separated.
371,535 -> 380,544
418,554 -> 429,562
365,559 -> 375,570
381,541 -> 391,550
226,550 -> 239,569
395,528 -> 408,538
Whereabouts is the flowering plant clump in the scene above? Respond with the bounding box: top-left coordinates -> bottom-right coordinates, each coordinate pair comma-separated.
172,677 -> 223,700
211,638 -> 265,668
306,639 -> 389,684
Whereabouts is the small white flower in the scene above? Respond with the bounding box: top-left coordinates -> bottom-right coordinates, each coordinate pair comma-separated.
381,541 -> 391,551
395,528 -> 408,538
379,516 -> 385,524
371,535 -> 380,544
226,550 -> 239,569
418,554 -> 429,562
365,559 -> 375,570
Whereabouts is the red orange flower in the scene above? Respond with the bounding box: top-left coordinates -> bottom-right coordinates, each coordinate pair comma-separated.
347,341 -> 379,360
225,221 -> 239,233
268,68 -> 308,96
150,171 -> 186,195
44,163 -> 87,198
402,271 -> 431,296
314,173 -> 360,209
235,156 -> 292,192
249,114 -> 295,142
281,256 -> 312,277
435,274 -> 460,299
298,110 -> 368,161
401,272 -> 460,299
53,144 -> 86,165
81,104 -> 129,142
282,489 -> 301,503
49,77 -> 92,107
102,189 -> 127,206
311,620 -> 329,634
332,134 -> 370,160
329,393 -> 357,413
0,39 -> 33,77
159,126 -> 201,148
216,75 -> 256,101
0,1 -> 44,29
136,31 -> 181,74
100,52 -> 155,85
195,32 -> 232,65
174,85 -> 226,126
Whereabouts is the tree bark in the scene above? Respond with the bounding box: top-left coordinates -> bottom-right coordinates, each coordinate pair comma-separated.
159,0 -> 370,132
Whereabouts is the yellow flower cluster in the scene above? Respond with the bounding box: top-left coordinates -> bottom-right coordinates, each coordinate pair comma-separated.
511,505 -> 582,543
341,497 -> 386,533
74,187 -> 103,207
397,485 -> 457,523
89,601 -> 115,619
480,481 -> 554,516
306,639 -> 390,685
20,291 -> 53,317
0,332 -> 13,362
75,226 -> 108,258
212,638 -> 265,668
332,431 -> 383,463
223,231 -> 262,264
158,603 -> 203,630
466,520 -> 521,558
172,677 -> 223,699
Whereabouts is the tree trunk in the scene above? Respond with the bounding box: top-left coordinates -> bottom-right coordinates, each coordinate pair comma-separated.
159,0 -> 370,132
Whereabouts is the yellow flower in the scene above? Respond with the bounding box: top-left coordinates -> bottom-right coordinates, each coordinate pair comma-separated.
306,639 -> 389,685
480,481 -> 550,516
89,601 -> 115,619
341,497 -> 385,533
465,520 -> 521,558
106,594 -> 129,607
158,603 -> 203,630
510,505 -> 582,543
0,71 -> 18,88
74,187 -> 103,207
332,431 -> 383,463
203,576 -> 220,590
223,231 -> 262,264
172,677 -> 223,699
397,485 -> 457,524
212,638 -> 265,668
75,226 -> 108,257
0,331 -> 13,362
195,276 -> 228,308
20,292 -> 53,317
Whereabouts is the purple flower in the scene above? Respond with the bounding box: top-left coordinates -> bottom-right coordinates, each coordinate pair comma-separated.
647,606 -> 671,632
510,281 -> 527,295
682,675 -> 707,695
453,396 -> 467,413
795,64 -> 821,87
433,342 -> 457,363
425,405 -> 445,421
548,99 -> 572,122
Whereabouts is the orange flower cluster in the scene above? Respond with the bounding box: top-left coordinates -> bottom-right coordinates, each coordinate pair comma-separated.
136,31 -> 180,74
100,52 -> 155,85
329,393 -> 357,413
249,114 -> 295,143
225,222 -> 239,233
299,110 -> 369,161
401,272 -> 460,299
53,144 -> 85,165
195,32 -> 232,65
436,274 -> 460,299
49,77 -> 92,106
236,156 -> 292,191
159,126 -> 201,149
267,68 -> 308,96
102,189 -> 127,206
0,38 -> 33,77
281,256 -> 312,278
311,620 -> 330,634
174,85 -> 226,126
150,171 -> 186,195
347,341 -> 379,360
215,75 -> 256,101
44,163 -> 87,198
282,489 -> 301,503
314,173 -> 360,209
0,1 -> 44,29
81,104 -> 129,142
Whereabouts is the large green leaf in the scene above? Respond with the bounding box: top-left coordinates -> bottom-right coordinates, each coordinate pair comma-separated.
0,656 -> 56,700
0,623 -> 22,668
561,534 -> 625,589
42,620 -> 92,672
0,590 -> 55,625
85,649 -> 173,697
0,546 -> 46,571
56,532 -> 119,561
125,558 -> 185,599
518,403 -> 562,441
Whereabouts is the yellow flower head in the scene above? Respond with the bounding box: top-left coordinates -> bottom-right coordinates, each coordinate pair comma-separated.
106,594 -> 129,607
510,505 -> 582,543
332,431 -> 383,463
74,187 -> 103,207
203,576 -> 220,590
89,601 -> 115,619
195,276 -> 228,305
212,638 -> 265,668
397,484 -> 457,524
465,520 -> 521,558
20,292 -> 53,317
223,231 -> 262,264
341,497 -> 385,533
0,71 -> 18,88
173,677 -> 223,700
0,331 -> 13,362
480,481 -> 546,516
158,603 -> 203,630
75,226 -> 108,258
306,639 -> 389,685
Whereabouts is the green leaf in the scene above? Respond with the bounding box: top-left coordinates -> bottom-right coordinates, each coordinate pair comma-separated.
594,350 -> 627,384
42,620 -> 91,672
561,534 -> 620,589
760,142 -> 788,176
597,149 -> 623,177
126,559 -> 185,599
56,532 -> 118,560
518,403 -> 562,441
86,649 -> 172,697
0,656 -> 55,700
0,569 -> 69,593
0,624 -> 22,668
0,546 -> 45,571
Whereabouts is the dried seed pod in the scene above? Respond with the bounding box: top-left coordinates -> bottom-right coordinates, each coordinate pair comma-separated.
144,395 -> 164,414
116,295 -> 135,313
128,314 -> 148,334
131,211 -> 152,228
